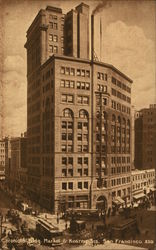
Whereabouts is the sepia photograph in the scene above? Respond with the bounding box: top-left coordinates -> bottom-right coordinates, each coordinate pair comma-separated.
0,0 -> 156,249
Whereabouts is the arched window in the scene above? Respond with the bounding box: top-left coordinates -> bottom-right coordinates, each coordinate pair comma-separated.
62,108 -> 73,118
79,109 -> 88,119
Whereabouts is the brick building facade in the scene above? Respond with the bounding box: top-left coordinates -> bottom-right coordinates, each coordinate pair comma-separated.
135,104 -> 156,170
25,3 -> 133,212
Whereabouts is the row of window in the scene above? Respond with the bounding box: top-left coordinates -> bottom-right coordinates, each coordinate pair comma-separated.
60,67 -> 90,77
49,34 -> 58,42
62,181 -> 89,190
97,84 -> 107,93
112,100 -> 131,115
49,22 -> 58,30
111,156 -> 130,164
97,72 -> 107,81
112,77 -> 131,93
61,121 -> 88,130
49,14 -> 58,20
111,146 -> 130,153
60,80 -> 90,90
112,88 -> 131,103
61,94 -> 89,105
61,144 -> 89,153
111,176 -> 131,186
111,166 -> 131,174
49,45 -> 58,53
62,157 -> 88,166
112,188 -> 130,198
62,168 -> 88,177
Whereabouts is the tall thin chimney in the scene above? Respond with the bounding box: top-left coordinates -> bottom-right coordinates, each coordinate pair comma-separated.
91,15 -> 94,61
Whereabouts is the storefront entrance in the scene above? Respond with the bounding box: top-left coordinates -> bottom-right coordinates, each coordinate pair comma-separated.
96,196 -> 107,211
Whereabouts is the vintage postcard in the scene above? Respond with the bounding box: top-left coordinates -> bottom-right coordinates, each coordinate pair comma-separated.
0,0 -> 156,249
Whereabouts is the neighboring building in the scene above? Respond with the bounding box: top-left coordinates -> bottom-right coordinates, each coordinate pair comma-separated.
131,105 -> 135,170
7,134 -> 27,193
4,137 -> 11,187
0,139 -> 5,180
134,104 -> 156,170
25,3 -> 133,212
132,168 -> 155,203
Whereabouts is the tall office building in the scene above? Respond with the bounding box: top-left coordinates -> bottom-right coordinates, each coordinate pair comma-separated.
25,3 -> 133,212
135,104 -> 156,170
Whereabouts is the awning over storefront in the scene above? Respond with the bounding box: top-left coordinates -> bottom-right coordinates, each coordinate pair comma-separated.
116,196 -> 125,204
133,193 -> 145,200
113,196 -> 125,205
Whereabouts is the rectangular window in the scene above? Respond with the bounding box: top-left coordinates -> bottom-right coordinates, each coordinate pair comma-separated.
86,70 -> 90,77
68,169 -> 73,176
68,157 -> 73,165
77,81 -> 81,89
78,182 -> 82,189
62,182 -> 67,190
61,94 -> 73,103
78,169 -> 82,176
77,69 -> 81,76
77,134 -> 82,141
84,182 -> 88,189
68,182 -> 73,189
66,67 -> 70,75
61,145 -> 66,152
68,145 -> 73,152
49,34 -> 53,41
60,67 -> 65,74
62,121 -> 67,129
81,70 -> 85,77
78,157 -> 82,164
78,145 -> 82,152
60,80 -> 65,87
84,169 -> 88,176
86,82 -> 90,90
70,81 -> 75,88
53,35 -> 58,42
83,134 -> 88,141
83,145 -> 88,152
62,169 -> 67,177
49,45 -> 53,53
70,68 -> 75,76
68,122 -> 73,129
53,46 -> 58,53
78,122 -> 82,129
62,157 -> 67,164
62,133 -> 67,140
53,23 -> 58,29
68,133 -> 73,140
84,157 -> 88,165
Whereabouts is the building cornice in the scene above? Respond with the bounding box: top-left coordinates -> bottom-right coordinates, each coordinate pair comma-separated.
40,54 -> 133,83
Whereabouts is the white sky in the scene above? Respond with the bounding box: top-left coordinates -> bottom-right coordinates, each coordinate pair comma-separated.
1,0 -> 156,136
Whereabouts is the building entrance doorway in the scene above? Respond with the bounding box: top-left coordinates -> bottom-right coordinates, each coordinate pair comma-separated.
96,196 -> 107,211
